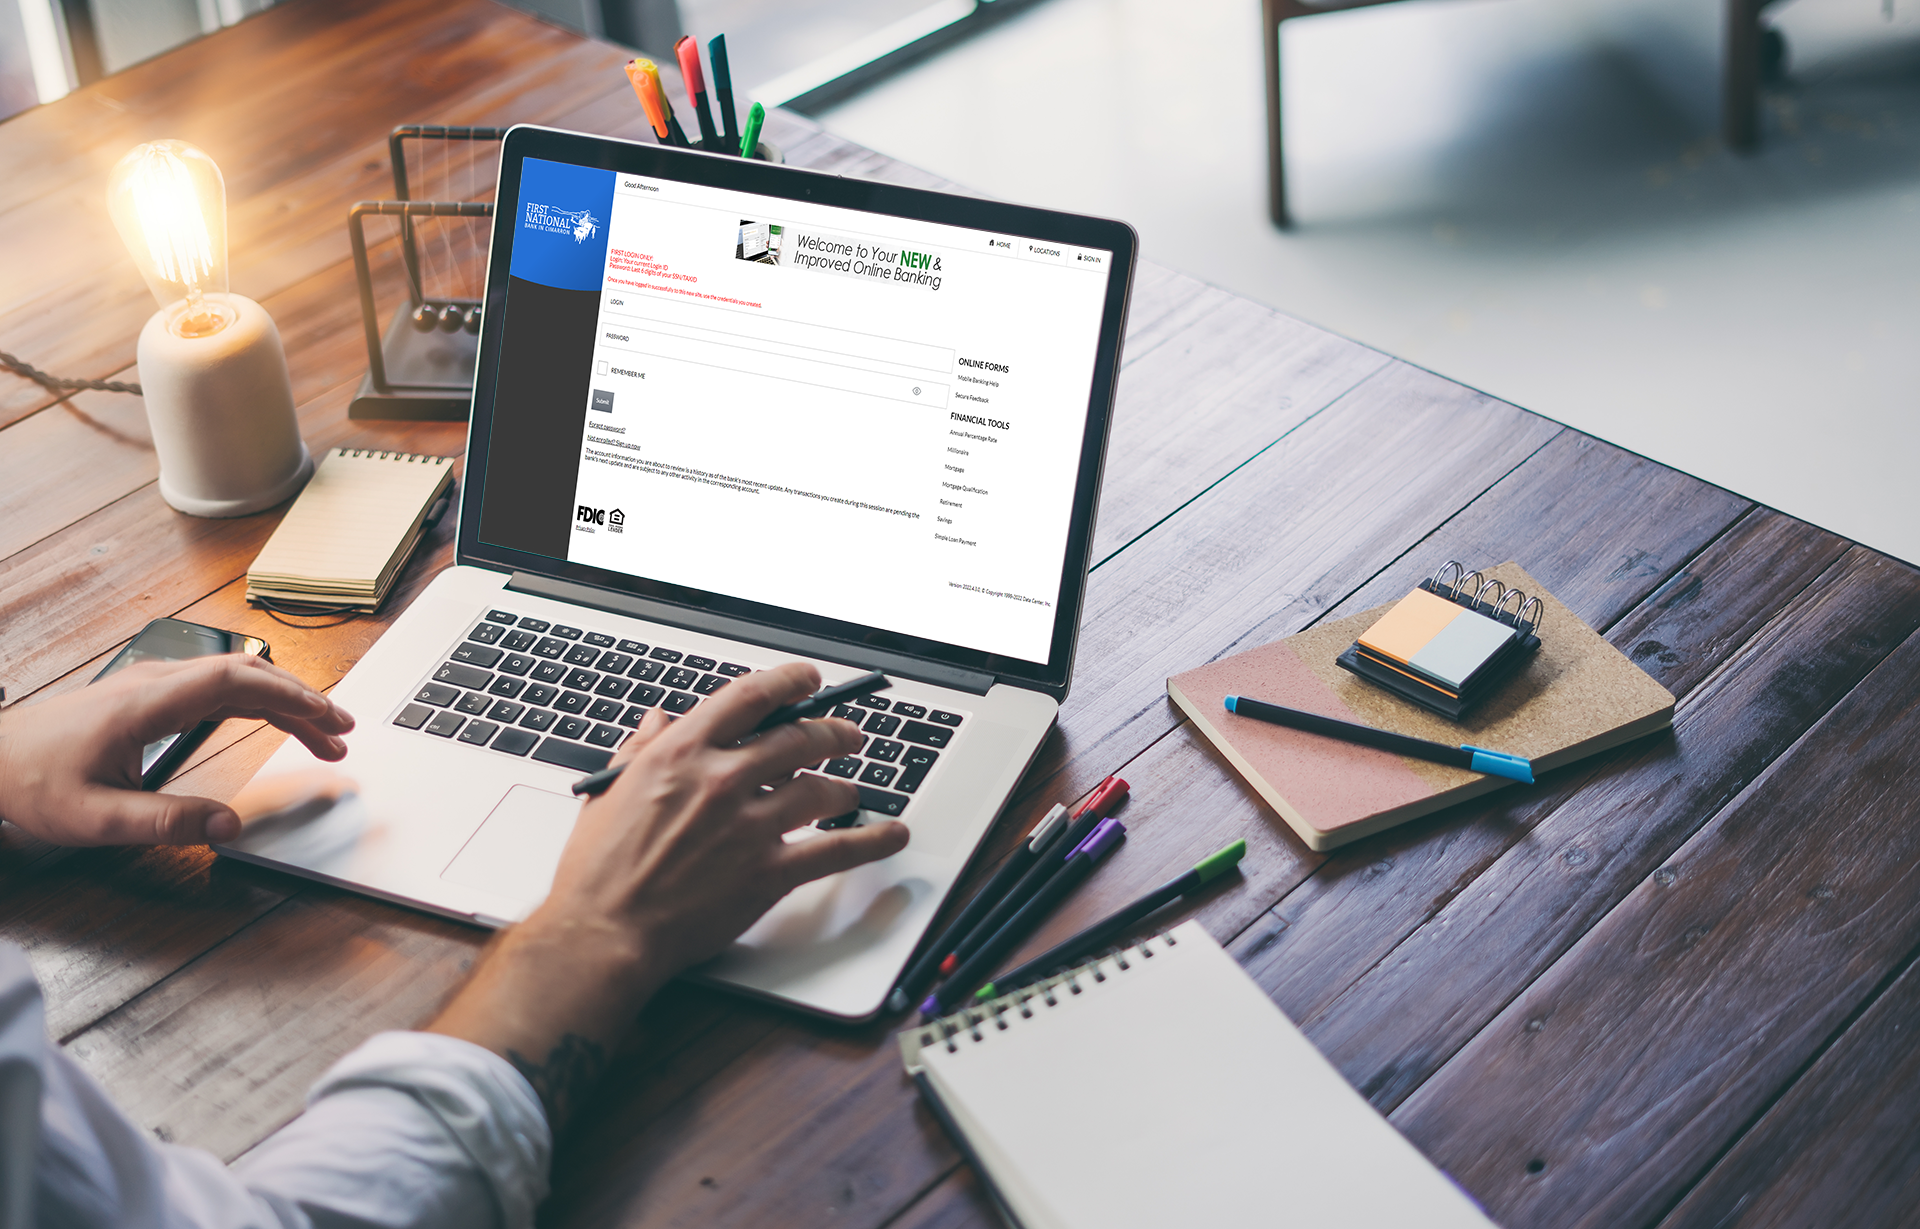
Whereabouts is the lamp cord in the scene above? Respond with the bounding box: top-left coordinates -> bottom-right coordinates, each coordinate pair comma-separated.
1,349 -> 143,396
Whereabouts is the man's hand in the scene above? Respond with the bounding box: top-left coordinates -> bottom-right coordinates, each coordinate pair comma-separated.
0,654 -> 355,846
428,662 -> 909,1126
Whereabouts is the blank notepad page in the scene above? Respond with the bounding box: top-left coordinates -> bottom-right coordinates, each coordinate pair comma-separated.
916,922 -> 1495,1229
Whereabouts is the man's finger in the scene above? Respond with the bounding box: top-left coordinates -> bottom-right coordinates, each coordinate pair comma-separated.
609,705 -> 672,767
776,821 -> 910,889
680,662 -> 820,747
727,717 -> 862,791
126,656 -> 349,749
740,768 -> 861,834
82,786 -> 243,847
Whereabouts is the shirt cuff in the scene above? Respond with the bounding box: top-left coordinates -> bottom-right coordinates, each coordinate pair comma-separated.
308,1031 -> 552,1228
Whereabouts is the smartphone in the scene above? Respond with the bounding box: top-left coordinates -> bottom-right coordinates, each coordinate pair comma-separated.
92,618 -> 272,789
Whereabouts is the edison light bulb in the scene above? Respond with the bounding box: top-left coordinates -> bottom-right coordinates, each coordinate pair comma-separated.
106,140 -> 311,517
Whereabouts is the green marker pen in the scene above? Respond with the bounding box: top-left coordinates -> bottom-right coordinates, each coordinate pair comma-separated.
975,839 -> 1248,1000
740,100 -> 766,160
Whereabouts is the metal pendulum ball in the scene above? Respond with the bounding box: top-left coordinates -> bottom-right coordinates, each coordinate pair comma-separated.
438,302 -> 464,332
464,304 -> 482,334
412,301 -> 438,331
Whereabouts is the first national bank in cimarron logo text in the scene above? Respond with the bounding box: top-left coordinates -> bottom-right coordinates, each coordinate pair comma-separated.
524,202 -> 600,243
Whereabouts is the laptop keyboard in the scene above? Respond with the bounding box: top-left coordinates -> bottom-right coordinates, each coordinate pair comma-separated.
389,608 -> 966,823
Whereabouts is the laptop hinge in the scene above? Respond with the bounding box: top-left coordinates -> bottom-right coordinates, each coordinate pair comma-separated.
505,573 -> 997,696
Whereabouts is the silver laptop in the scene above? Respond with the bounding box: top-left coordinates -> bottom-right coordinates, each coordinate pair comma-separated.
225,124 -> 1137,1022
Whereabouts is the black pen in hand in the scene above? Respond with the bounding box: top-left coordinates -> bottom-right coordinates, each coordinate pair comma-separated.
569,670 -> 890,797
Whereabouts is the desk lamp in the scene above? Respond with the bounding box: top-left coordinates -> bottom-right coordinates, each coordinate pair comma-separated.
107,140 -> 311,517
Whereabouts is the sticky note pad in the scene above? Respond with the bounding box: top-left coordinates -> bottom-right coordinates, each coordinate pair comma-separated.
1358,588 -> 1516,693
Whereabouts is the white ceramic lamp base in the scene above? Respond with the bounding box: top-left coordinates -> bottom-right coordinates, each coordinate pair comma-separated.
138,292 -> 312,518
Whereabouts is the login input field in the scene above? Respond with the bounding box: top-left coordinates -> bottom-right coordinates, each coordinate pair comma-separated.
603,293 -> 955,378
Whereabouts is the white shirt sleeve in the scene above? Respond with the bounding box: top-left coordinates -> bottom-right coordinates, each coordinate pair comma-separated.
0,943 -> 551,1229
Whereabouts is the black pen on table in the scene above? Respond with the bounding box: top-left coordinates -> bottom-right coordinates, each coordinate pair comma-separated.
708,34 -> 741,151
935,775 -> 1128,977
1222,695 -> 1534,782
885,801 -> 1073,1015
971,838 -> 1248,1002
921,817 -> 1126,1019
570,670 -> 890,797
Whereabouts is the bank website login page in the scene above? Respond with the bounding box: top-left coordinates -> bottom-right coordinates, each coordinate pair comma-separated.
486,157 -> 1113,665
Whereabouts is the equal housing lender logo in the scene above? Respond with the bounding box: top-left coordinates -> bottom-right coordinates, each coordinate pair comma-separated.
524,201 -> 600,244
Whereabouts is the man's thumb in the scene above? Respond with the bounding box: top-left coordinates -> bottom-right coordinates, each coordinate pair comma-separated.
86,788 -> 242,846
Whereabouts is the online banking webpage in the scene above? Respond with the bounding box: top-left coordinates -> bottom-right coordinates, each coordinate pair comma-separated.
478,156 -> 1113,665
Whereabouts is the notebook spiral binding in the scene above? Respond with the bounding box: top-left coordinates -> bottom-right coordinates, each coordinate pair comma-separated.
1424,560 -> 1544,638
913,929 -> 1182,1056
337,448 -> 451,464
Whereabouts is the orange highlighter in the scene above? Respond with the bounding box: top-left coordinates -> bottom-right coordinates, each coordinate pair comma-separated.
624,59 -> 689,147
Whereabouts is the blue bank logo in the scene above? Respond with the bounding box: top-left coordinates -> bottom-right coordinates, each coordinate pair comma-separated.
524,202 -> 600,244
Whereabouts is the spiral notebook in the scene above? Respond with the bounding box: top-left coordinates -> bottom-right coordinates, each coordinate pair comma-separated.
899,922 -> 1497,1229
246,449 -> 455,611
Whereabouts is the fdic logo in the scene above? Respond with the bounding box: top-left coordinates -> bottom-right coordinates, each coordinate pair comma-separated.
577,505 -> 625,532
524,202 -> 600,244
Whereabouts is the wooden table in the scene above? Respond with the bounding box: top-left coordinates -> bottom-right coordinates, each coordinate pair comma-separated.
4,3 -> 1918,1226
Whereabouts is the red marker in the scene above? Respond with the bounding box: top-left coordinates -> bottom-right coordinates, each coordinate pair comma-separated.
935,775 -> 1129,977
674,36 -> 722,150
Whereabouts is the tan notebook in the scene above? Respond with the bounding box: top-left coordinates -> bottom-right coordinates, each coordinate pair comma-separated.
1168,562 -> 1674,851
900,921 -> 1496,1229
247,449 -> 454,610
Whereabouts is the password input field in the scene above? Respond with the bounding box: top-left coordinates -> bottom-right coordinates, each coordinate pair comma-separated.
603,294 -> 955,377
599,328 -> 950,410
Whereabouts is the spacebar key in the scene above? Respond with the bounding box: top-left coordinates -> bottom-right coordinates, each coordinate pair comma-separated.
532,738 -> 612,772
855,785 -> 910,817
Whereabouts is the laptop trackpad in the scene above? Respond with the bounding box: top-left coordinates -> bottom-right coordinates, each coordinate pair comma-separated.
442,785 -> 580,910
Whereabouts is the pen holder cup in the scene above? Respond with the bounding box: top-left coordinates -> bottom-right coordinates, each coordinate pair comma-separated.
748,140 -> 782,164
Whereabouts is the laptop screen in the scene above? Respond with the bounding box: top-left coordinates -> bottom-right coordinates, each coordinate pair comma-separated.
466,129 -> 1134,693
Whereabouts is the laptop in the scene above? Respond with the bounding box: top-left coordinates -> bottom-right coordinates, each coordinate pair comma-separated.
224,124 -> 1137,1022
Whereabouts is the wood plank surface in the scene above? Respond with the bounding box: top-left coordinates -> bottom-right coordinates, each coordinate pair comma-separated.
4,2 -> 1917,1226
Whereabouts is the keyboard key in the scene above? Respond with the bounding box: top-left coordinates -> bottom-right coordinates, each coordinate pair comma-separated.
533,637 -> 568,659
555,690 -> 590,714
929,710 -> 964,727
892,703 -> 927,720
586,723 -> 624,748
595,652 -> 634,675
585,632 -> 616,648
617,639 -> 649,655
467,623 -> 505,645
867,738 -> 903,763
523,683 -> 560,707
519,708 -> 557,731
489,676 -> 527,699
492,728 -> 537,756
717,662 -> 750,677
899,720 -> 953,748
816,811 -> 862,830
587,698 -> 622,722
649,647 -> 683,663
663,666 -> 699,690
425,711 -> 464,738
555,716 -> 591,740
628,683 -> 665,708
896,759 -> 934,793
455,691 -> 492,715
489,700 -> 526,723
453,637 -> 503,668
503,629 -> 537,652
564,644 -> 601,667
434,662 -> 493,690
693,673 -> 729,695
854,695 -> 891,710
595,676 -> 632,700
485,610 -> 517,625
859,762 -> 899,788
823,756 -> 861,778
855,785 -> 910,817
618,706 -> 646,727
457,720 -> 499,746
392,703 -> 433,729
533,738 -> 610,772
415,682 -> 459,707
628,660 -> 664,682
903,746 -> 939,768
831,704 -> 862,721
563,668 -> 602,691
518,618 -> 550,634
552,625 -> 583,641
684,655 -> 717,671
499,654 -> 535,676
532,661 -> 567,684
863,712 -> 901,737
662,691 -> 699,715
